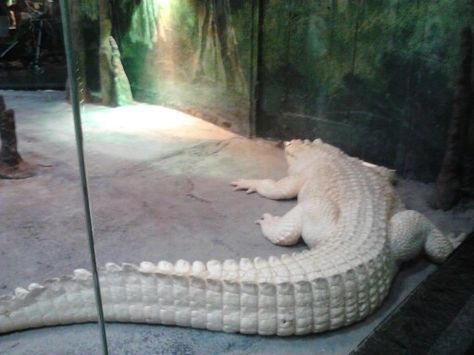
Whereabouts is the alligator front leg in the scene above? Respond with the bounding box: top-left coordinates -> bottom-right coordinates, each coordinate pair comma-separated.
256,205 -> 303,246
231,176 -> 303,200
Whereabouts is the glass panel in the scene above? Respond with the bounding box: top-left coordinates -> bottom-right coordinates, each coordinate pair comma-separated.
0,1 -> 101,353
33,0 -> 473,353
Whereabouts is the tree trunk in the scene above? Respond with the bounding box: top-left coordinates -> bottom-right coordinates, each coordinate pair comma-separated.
212,0 -> 246,92
98,0 -> 133,106
222,0 -> 247,93
194,0 -> 246,92
194,0 -> 211,80
0,96 -> 33,179
433,27 -> 473,210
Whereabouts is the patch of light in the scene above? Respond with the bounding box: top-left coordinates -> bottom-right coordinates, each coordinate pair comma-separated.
81,103 -> 234,141
85,104 -> 192,131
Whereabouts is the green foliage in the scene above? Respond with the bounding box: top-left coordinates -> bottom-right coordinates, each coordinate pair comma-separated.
255,0 -> 474,178
231,1 -> 253,80
262,0 -> 473,95
126,0 -> 160,47
80,0 -> 99,21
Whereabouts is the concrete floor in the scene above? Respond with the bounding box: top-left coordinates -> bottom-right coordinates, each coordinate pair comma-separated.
0,91 -> 472,354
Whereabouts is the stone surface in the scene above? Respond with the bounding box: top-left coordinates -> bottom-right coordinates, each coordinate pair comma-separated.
99,36 -> 134,107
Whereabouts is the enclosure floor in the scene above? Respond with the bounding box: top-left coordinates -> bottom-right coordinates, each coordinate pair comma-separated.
0,90 -> 472,355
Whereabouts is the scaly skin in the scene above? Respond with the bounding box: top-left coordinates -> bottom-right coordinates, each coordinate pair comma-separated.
0,139 -> 465,335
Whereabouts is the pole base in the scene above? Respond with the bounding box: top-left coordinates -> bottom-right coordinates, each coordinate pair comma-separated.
0,160 -> 34,179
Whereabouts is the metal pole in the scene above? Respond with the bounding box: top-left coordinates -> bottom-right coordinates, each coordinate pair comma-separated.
58,1 -> 109,354
254,0 -> 265,136
249,0 -> 263,138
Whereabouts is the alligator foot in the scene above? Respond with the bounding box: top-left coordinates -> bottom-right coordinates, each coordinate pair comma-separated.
256,207 -> 303,246
389,210 -> 467,264
231,179 -> 257,194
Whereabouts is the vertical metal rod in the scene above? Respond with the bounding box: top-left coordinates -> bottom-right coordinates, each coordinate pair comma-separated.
249,0 -> 263,138
254,0 -> 265,136
58,1 -> 109,354
248,0 -> 257,137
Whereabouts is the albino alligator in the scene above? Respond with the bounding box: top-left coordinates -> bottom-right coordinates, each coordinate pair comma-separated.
0,139 -> 465,336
